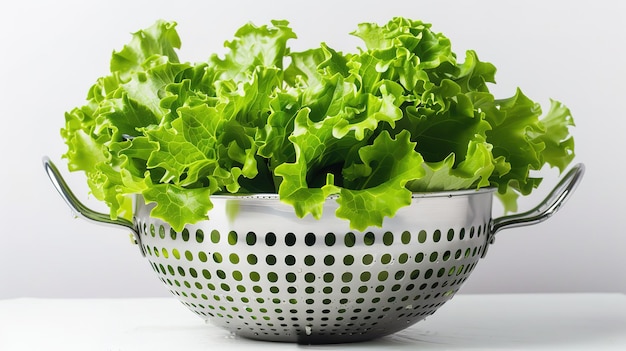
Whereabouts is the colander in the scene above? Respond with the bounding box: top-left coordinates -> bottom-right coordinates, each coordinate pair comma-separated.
43,157 -> 584,344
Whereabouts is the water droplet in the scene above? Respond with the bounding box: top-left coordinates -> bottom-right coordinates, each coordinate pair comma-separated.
305,326 -> 312,336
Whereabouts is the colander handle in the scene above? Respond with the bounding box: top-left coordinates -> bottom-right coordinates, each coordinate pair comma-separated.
42,157 -> 145,255
490,163 -> 585,237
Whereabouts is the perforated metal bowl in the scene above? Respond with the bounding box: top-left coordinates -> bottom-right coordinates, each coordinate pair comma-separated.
43,157 -> 584,344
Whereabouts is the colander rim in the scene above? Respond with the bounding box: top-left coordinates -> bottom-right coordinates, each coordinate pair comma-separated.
209,187 -> 497,200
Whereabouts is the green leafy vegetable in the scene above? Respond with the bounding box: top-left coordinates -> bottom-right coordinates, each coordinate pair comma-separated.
61,17 -> 576,231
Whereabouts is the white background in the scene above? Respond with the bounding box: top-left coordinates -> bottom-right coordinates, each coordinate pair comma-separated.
0,0 -> 624,299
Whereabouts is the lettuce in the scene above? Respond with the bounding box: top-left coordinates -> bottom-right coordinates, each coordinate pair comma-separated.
61,18 -> 575,231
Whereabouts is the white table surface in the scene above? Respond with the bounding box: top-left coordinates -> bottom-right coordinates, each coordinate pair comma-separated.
1,293 -> 625,350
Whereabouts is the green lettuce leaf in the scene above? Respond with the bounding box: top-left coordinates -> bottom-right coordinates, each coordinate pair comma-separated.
142,183 -> 213,231
61,17 -> 577,231
110,20 -> 181,79
337,130 -> 425,230
210,20 -> 296,82
531,99 -> 576,172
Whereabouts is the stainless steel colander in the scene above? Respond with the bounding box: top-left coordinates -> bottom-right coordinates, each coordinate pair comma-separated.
43,157 -> 584,344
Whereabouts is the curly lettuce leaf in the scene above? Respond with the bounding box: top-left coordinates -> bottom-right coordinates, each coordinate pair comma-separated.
273,108 -> 347,219
531,99 -> 576,172
61,17 -> 577,231
337,130 -> 425,230
142,183 -> 213,231
210,20 -> 296,82
110,20 -> 181,78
